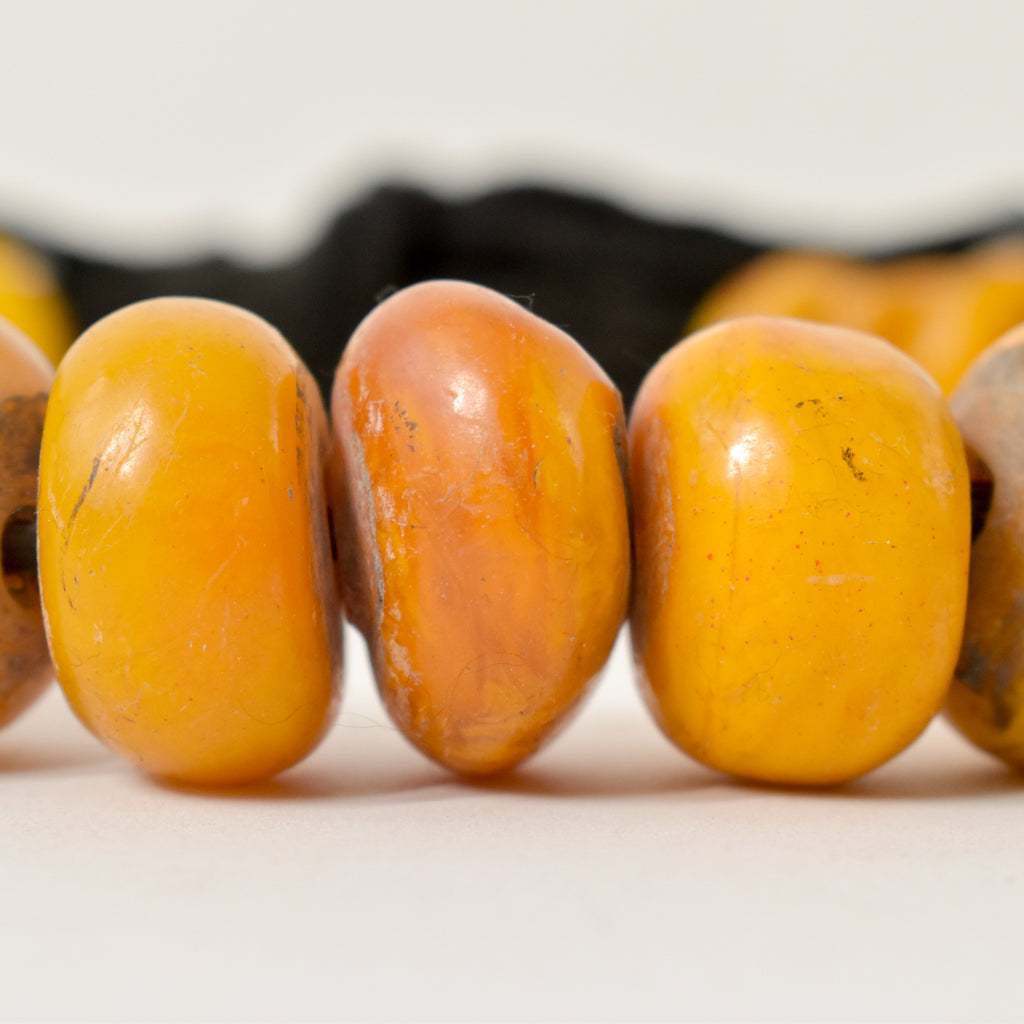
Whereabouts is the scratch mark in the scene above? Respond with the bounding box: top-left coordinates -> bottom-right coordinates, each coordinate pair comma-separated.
806,574 -> 876,585
67,457 -> 101,535
439,443 -> 486,504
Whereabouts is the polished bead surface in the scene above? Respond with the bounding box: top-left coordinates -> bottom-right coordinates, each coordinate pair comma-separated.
630,316 -> 970,784
332,280 -> 631,774
38,297 -> 342,785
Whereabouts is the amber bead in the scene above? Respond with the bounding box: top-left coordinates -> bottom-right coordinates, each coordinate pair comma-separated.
38,298 -> 341,785
630,316 -> 970,785
331,280 -> 631,774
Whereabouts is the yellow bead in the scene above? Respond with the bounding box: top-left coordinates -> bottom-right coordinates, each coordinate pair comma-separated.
629,316 -> 970,785
38,297 -> 342,785
0,234 -> 76,366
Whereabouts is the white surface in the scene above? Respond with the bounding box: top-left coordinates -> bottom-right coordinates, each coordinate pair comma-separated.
1,0 -> 1023,255
2,2 -> 1024,1021
5,635 -> 1024,1024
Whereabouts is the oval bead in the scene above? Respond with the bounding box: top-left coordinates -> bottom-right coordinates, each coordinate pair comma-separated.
331,280 -> 630,774
629,316 -> 970,785
38,297 -> 341,785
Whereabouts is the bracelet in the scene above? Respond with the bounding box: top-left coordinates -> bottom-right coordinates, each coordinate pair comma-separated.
0,185 -> 1016,790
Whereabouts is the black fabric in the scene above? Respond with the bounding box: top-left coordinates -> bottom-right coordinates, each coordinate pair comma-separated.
47,183 -> 1024,410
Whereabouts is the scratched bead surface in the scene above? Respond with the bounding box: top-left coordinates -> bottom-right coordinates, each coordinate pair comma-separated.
38,297 -> 342,785
629,316 -> 970,785
331,280 -> 631,774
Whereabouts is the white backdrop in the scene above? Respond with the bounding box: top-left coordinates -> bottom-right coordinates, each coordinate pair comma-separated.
4,0 -> 1023,254
1,2 -> 1023,1021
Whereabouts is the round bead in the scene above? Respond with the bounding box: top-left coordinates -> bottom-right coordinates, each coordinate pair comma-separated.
331,280 -> 631,774
630,316 -> 970,785
38,297 -> 342,785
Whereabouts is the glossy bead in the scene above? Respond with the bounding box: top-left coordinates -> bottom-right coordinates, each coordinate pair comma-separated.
331,280 -> 631,774
629,316 -> 970,785
38,297 -> 341,785
0,316 -> 54,727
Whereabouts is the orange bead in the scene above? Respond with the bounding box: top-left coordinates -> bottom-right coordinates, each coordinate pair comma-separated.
690,250 -> 884,336
629,316 -> 970,785
331,280 -> 631,774
0,315 -> 54,727
867,255 -> 953,353
905,240 -> 1024,393
38,298 -> 342,785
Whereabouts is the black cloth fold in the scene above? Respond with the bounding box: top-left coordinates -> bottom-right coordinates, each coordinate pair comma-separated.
48,183 -> 1023,409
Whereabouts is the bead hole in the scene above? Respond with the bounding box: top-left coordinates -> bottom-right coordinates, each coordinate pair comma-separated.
1,505 -> 38,609
326,502 -> 339,564
966,446 -> 994,544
